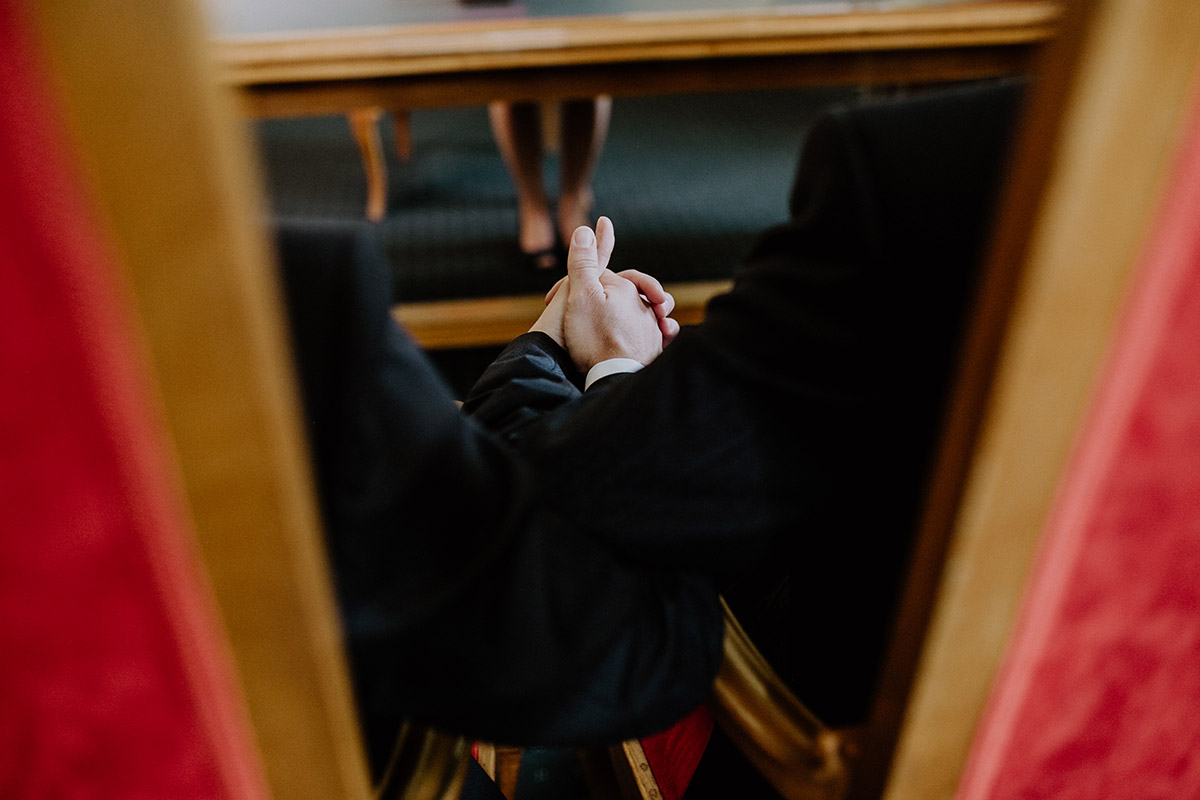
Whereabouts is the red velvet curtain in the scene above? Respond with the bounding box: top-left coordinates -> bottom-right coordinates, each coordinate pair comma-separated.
958,83 -> 1200,799
0,3 -> 267,796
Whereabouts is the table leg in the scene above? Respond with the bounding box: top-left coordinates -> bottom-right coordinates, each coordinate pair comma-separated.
393,110 -> 412,162
348,107 -> 387,222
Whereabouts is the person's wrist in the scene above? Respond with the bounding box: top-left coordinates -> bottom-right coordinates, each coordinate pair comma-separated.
573,346 -> 625,373
528,317 -> 565,348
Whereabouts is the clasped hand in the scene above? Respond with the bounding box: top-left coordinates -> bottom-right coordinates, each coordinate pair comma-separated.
530,217 -> 680,373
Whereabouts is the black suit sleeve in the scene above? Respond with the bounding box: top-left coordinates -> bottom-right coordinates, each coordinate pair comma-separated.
274,221 -> 724,753
462,332 -> 636,438
461,332 -> 582,438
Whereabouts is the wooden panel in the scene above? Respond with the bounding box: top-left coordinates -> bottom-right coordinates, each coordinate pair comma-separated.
394,280 -> 730,350
394,294 -> 549,350
233,44 -> 1042,117
29,1 -> 373,799
214,2 -> 1059,86
867,0 -> 1200,798
213,2 -> 1058,115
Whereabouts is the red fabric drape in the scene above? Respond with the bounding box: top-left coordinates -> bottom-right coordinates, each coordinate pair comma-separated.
958,82 -> 1200,799
640,706 -> 715,800
0,3 -> 267,797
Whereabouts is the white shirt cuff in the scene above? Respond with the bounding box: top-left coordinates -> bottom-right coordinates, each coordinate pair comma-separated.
584,358 -> 643,390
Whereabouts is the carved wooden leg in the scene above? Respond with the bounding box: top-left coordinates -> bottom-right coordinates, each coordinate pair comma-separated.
348,107 -> 387,222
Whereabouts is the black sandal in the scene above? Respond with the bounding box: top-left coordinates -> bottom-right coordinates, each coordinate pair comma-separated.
522,246 -> 560,272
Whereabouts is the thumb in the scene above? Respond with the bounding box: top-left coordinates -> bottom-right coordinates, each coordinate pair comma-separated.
566,225 -> 603,298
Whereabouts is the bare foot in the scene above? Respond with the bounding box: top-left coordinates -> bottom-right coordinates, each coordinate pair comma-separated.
556,188 -> 595,245
518,198 -> 558,269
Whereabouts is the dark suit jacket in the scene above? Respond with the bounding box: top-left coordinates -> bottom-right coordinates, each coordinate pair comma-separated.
275,77 -> 1025,775
276,222 -> 723,767
465,78 -> 1026,731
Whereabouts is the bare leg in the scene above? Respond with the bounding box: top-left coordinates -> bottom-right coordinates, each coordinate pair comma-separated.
488,101 -> 556,268
557,96 -> 612,241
